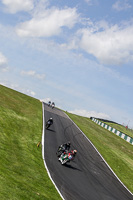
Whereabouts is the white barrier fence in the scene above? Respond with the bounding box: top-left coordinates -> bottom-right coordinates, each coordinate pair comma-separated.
91,118 -> 133,145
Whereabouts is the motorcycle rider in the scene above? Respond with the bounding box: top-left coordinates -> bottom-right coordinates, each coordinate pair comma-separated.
47,117 -> 53,124
46,117 -> 53,129
56,141 -> 70,157
65,149 -> 77,160
59,149 -> 77,164
58,141 -> 71,153
51,102 -> 55,109
48,101 -> 51,106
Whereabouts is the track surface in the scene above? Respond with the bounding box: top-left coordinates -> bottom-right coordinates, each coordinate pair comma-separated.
44,103 -> 132,200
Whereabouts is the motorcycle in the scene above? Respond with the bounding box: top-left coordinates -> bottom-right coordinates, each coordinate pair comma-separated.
51,102 -> 55,109
56,145 -> 68,157
46,119 -> 53,129
48,101 -> 51,106
58,152 -> 73,165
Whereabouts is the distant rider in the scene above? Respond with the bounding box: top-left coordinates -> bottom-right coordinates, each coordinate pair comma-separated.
48,117 -> 53,124
51,102 -> 55,108
46,118 -> 53,127
46,118 -> 53,129
48,101 -> 51,106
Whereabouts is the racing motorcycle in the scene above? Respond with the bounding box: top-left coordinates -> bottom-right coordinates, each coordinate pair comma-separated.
58,153 -> 72,165
58,150 -> 77,165
56,145 -> 68,157
51,102 -> 55,109
46,118 -> 53,129
48,101 -> 51,106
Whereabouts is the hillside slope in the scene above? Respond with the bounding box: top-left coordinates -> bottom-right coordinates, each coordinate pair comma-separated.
66,112 -> 133,193
0,84 -> 61,200
0,84 -> 132,199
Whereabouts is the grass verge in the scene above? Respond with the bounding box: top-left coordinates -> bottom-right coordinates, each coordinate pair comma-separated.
0,85 -> 61,200
66,112 -> 133,193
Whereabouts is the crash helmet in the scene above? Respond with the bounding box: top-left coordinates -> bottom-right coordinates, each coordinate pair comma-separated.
50,117 -> 53,121
72,150 -> 77,154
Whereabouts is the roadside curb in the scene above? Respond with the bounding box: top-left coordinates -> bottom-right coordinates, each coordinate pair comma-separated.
91,117 -> 133,145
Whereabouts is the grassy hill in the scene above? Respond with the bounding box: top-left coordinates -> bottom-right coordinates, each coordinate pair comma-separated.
66,112 -> 133,193
0,84 -> 132,199
0,84 -> 61,200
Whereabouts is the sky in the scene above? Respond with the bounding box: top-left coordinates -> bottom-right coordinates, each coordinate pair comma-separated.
0,0 -> 133,128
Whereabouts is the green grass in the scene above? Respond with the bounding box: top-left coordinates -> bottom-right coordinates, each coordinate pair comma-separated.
66,112 -> 133,193
0,85 -> 61,200
1,84 -> 133,199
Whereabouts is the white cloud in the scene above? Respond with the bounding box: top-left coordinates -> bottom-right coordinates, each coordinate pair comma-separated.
40,97 -> 51,103
112,0 -> 132,11
84,0 -> 92,5
78,20 -> 133,65
84,0 -> 98,6
16,6 -> 79,37
69,109 -> 110,119
2,0 -> 34,13
21,70 -> 45,80
2,82 -> 19,90
0,81 -> 36,97
61,38 -> 79,50
26,89 -> 36,96
0,52 -> 8,71
0,52 -> 7,65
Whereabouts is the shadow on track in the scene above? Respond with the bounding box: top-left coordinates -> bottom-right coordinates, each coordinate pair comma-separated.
63,163 -> 82,172
46,129 -> 55,133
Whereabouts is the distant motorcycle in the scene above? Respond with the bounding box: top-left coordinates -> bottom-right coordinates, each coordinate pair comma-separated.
46,118 -> 53,129
48,101 -> 51,106
51,102 -> 55,109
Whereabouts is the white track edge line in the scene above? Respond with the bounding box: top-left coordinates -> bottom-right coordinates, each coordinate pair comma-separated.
65,112 -> 133,196
41,102 -> 65,200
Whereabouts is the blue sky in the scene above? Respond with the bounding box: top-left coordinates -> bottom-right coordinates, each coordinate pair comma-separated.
0,0 -> 133,128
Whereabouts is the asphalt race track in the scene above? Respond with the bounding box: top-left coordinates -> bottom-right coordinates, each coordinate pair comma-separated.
43,103 -> 133,200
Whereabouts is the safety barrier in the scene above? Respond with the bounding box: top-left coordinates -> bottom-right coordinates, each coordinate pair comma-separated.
91,117 -> 133,145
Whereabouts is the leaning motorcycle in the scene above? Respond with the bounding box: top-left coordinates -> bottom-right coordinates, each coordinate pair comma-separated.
56,146 -> 68,157
46,121 -> 52,129
51,102 -> 55,109
58,153 -> 73,165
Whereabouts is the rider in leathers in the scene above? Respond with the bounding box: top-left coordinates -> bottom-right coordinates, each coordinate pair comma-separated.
58,141 -> 71,153
61,149 -> 77,162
